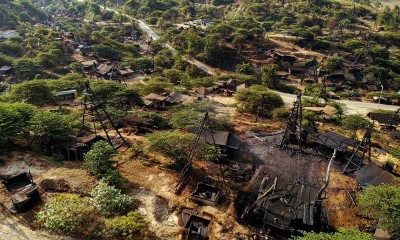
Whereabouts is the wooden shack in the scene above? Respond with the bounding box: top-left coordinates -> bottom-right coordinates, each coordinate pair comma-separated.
180,209 -> 211,240
190,182 -> 221,206
143,93 -> 168,108
188,127 -> 241,158
242,177 -> 320,232
367,112 -> 400,129
1,172 -> 40,213
312,131 -> 357,153
64,135 -> 107,160
56,90 -> 77,101
356,162 -> 400,187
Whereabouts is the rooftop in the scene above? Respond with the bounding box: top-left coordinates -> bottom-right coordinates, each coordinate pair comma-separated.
188,127 -> 240,149
313,131 -> 357,151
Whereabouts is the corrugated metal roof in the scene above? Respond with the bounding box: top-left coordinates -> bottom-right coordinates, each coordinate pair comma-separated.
97,63 -> 113,75
56,90 -> 77,96
188,127 -> 240,149
356,162 -> 400,186
367,112 -> 400,125
166,93 -> 193,104
314,132 -> 357,151
258,179 -> 318,230
144,93 -> 167,101
0,66 -> 12,71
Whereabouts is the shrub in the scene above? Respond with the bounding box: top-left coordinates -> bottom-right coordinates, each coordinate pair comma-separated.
147,130 -> 220,169
101,169 -> 123,188
293,228 -> 374,240
359,184 -> 400,236
235,85 -> 284,117
36,194 -> 90,234
323,56 -> 344,72
30,110 -> 74,150
341,114 -> 371,136
90,180 -> 132,217
272,107 -> 291,119
103,211 -> 148,238
83,141 -> 115,177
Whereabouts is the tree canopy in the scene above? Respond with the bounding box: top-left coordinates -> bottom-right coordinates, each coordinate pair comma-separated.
235,85 -> 284,117
359,184 -> 400,236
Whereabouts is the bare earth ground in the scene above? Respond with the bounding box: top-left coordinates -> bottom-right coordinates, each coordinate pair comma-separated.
0,115 -> 381,239
231,115 -> 373,232
116,134 -> 254,239
0,153 -> 73,240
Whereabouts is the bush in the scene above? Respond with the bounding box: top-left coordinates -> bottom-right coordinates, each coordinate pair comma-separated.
359,184 -> 400,236
235,85 -> 284,117
341,114 -> 371,136
103,211 -> 148,238
90,180 -> 132,217
323,56 -> 344,72
36,194 -> 91,234
293,228 -> 374,240
101,169 -> 123,188
146,130 -> 220,169
272,107 -> 291,119
83,141 -> 115,178
30,110 -> 75,150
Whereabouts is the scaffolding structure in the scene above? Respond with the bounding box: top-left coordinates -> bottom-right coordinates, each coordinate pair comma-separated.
343,126 -> 372,174
279,93 -> 303,154
82,82 -> 128,149
174,111 -> 225,195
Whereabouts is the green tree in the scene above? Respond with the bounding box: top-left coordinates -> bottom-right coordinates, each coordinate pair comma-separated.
359,184 -> 400,235
147,130 -> 220,169
236,62 -> 254,75
235,85 -> 284,117
0,53 -> 13,66
323,56 -> 344,72
35,50 -> 62,68
83,141 -> 115,177
0,102 -> 36,145
13,57 -> 41,79
261,64 -> 279,88
293,228 -> 374,240
9,80 -> 55,106
341,114 -> 371,136
30,110 -> 74,149
90,180 -> 131,217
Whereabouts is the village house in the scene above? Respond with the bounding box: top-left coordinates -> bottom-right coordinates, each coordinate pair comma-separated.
143,93 -> 168,108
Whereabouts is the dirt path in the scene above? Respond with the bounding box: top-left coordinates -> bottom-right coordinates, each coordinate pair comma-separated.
268,37 -> 325,60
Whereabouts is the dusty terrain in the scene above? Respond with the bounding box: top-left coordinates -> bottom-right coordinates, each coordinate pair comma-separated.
0,114 -> 383,239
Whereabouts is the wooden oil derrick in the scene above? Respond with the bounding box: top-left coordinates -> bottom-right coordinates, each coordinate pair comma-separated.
82,82 -> 128,149
279,93 -> 303,153
343,125 -> 372,174
174,110 -> 225,194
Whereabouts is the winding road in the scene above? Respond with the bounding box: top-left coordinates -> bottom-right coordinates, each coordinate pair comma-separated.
105,6 -> 399,114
